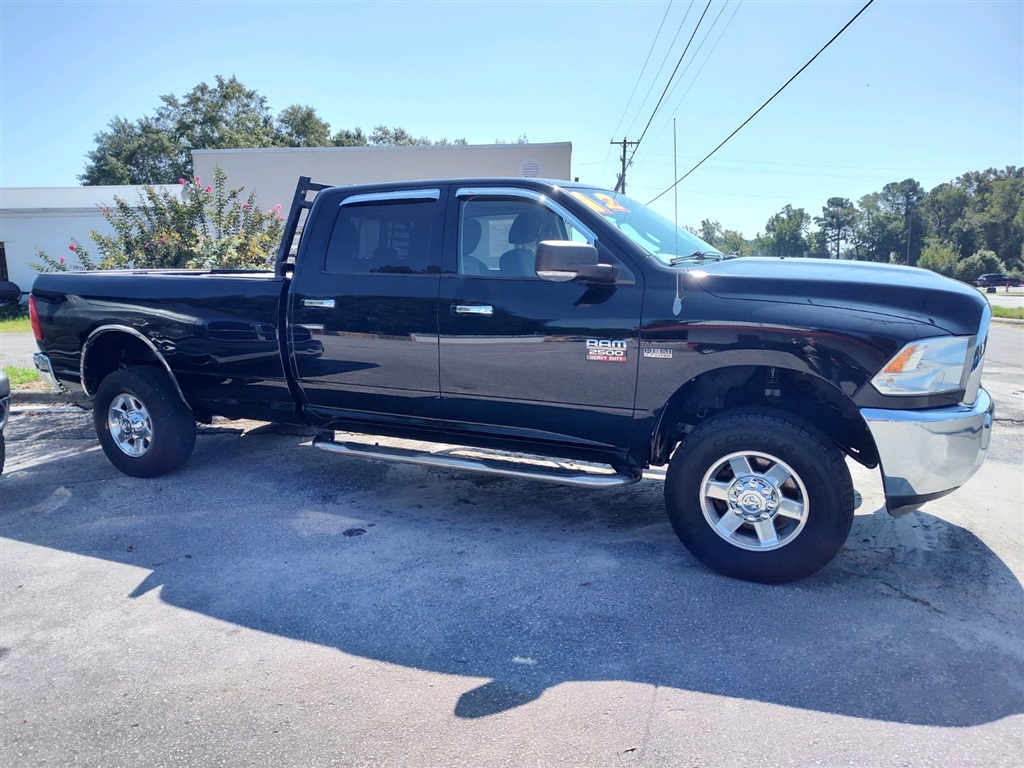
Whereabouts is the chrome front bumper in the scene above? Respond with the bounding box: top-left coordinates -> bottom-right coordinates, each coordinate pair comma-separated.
861,388 -> 994,516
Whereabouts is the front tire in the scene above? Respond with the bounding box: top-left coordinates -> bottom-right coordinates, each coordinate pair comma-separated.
94,367 -> 196,478
665,409 -> 854,583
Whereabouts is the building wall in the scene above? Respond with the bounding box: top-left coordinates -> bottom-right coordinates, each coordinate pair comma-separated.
192,142 -> 572,211
0,186 -> 180,295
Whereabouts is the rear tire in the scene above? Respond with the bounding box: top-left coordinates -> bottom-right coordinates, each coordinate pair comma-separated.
94,367 -> 196,478
665,409 -> 854,583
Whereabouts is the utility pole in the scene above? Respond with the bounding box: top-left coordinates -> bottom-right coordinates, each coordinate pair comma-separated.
610,137 -> 639,193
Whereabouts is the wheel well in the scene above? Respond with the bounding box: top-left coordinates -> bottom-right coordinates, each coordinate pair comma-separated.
82,330 -> 177,400
652,365 -> 878,468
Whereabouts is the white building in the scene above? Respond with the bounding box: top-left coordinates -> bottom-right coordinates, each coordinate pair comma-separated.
192,142 -> 572,212
0,142 -> 572,296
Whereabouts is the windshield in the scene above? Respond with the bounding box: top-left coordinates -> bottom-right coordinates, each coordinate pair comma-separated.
568,188 -> 723,265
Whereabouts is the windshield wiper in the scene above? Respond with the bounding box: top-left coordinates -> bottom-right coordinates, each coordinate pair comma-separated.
668,251 -> 725,266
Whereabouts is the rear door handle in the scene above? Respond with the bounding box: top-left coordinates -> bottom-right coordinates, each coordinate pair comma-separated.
303,299 -> 336,309
452,304 -> 493,316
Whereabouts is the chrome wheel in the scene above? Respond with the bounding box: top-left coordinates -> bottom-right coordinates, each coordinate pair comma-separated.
107,393 -> 154,458
667,410 -> 853,582
700,450 -> 809,552
94,368 -> 195,478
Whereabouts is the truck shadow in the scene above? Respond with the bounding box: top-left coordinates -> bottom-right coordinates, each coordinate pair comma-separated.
2,418 -> 1022,727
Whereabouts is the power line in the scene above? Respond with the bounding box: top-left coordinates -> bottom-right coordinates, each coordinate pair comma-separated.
647,0 -> 877,205
628,0 -> 714,166
608,1 -> 688,185
610,0 -> 675,144
624,0 -> 696,139
637,154 -> 937,173
637,0 -> 743,163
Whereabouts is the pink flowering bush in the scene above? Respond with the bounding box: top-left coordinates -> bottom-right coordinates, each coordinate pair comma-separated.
31,238 -> 98,272
32,167 -> 284,272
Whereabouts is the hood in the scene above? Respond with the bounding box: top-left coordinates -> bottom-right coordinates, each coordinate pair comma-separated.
684,258 -> 987,336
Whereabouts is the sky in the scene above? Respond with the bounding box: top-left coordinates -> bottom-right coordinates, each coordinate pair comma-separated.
1,0 -> 1021,238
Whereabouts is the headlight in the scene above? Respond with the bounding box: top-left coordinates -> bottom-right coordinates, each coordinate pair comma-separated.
872,336 -> 970,396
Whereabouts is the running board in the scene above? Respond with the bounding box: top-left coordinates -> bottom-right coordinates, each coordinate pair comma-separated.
312,436 -> 642,489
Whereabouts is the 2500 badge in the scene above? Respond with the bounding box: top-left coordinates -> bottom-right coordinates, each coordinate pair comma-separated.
586,339 -> 628,363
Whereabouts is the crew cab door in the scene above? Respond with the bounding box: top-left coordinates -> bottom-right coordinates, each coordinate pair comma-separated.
438,187 -> 643,453
289,187 -> 446,423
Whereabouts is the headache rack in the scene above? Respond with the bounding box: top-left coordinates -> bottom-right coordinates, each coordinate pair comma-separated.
274,176 -> 332,278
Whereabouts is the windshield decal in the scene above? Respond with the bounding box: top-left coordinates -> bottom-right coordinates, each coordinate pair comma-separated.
569,191 -> 612,215
592,193 -> 630,213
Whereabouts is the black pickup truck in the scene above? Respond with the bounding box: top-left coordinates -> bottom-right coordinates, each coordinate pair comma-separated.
31,177 -> 994,582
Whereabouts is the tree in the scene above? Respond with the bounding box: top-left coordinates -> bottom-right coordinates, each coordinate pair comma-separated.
916,238 -> 959,278
80,117 -> 180,186
682,166 -> 1019,272
919,168 -> 1023,272
696,219 -> 750,255
698,219 -> 722,245
760,205 -> 810,257
363,125 -> 469,147
165,76 -> 278,155
807,229 -> 830,255
276,105 -> 333,147
369,125 -> 420,146
814,197 -> 857,259
879,179 -> 926,265
332,127 -> 368,147
81,76 -> 478,185
718,229 -> 749,255
972,171 -> 1024,268
82,76 -> 283,185
853,191 -> 908,263
923,182 -> 975,257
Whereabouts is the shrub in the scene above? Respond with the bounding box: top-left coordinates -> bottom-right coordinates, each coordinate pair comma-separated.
916,239 -> 959,278
32,167 -> 283,273
954,250 -> 1006,284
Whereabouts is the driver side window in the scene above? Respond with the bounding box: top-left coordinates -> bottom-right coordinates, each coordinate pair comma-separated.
459,199 -> 576,278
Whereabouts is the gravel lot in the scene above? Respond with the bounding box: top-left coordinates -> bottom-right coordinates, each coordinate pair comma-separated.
1,326 -> 1022,767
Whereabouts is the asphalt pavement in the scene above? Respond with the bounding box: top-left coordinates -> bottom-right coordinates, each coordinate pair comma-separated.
0,330 -> 36,370
1,326 -> 1022,767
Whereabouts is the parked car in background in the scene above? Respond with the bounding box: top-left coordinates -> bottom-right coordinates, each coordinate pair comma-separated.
975,273 -> 1021,288
0,280 -> 22,309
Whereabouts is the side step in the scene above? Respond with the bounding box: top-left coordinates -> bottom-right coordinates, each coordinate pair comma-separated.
312,436 -> 642,489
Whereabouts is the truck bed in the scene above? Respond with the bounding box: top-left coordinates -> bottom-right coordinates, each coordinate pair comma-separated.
32,270 -> 295,420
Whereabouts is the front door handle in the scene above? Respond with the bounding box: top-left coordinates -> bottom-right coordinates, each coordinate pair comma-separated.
452,304 -> 493,316
303,298 -> 336,309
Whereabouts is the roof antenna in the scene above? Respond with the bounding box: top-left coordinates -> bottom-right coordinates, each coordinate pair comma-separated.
672,118 -> 682,316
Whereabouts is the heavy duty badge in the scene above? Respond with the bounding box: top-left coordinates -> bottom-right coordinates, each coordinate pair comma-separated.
586,339 -> 628,363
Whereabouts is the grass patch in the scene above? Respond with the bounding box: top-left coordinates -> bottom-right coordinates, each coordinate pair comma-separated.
992,306 -> 1024,321
3,365 -> 39,386
0,316 -> 31,334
